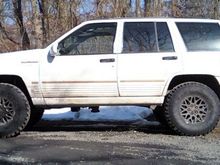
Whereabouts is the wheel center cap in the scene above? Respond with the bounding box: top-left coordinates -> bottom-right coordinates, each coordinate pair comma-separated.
189,108 -> 195,115
189,104 -> 198,114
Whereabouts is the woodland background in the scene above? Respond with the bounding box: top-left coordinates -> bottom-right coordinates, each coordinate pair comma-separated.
0,0 -> 220,53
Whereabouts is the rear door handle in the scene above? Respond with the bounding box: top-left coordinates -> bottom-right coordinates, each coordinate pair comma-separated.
162,56 -> 178,60
100,58 -> 115,63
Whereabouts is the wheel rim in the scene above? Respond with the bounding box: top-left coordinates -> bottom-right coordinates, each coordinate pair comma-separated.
180,96 -> 208,124
0,97 -> 15,126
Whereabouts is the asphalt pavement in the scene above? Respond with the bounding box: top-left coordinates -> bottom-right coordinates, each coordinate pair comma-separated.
0,121 -> 220,165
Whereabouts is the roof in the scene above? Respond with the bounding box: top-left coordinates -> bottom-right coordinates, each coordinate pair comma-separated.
86,17 -> 220,23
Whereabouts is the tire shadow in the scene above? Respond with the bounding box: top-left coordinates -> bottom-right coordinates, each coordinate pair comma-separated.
25,120 -> 175,135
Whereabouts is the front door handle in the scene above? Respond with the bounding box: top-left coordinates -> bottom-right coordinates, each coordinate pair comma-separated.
162,56 -> 178,60
100,58 -> 115,63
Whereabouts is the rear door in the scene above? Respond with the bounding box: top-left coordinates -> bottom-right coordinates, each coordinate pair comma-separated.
118,21 -> 182,96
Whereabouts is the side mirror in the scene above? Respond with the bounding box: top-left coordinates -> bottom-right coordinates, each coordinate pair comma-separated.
49,43 -> 59,57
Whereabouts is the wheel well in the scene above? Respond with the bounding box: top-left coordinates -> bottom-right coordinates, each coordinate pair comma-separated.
168,75 -> 220,99
0,75 -> 33,107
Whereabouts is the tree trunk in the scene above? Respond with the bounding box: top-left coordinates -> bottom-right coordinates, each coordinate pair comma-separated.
172,0 -> 178,17
32,0 -> 46,48
136,0 -> 142,17
96,0 -> 103,18
144,0 -> 151,17
39,0 -> 47,47
114,0 -> 129,17
214,0 -> 220,19
12,0 -> 30,50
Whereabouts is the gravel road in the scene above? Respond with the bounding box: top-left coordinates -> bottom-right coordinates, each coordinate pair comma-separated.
0,122 -> 220,165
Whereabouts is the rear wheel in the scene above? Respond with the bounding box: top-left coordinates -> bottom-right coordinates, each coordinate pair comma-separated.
164,82 -> 220,136
0,83 -> 30,138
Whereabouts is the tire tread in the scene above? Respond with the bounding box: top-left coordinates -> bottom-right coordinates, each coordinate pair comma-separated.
164,82 -> 220,136
0,83 -> 30,138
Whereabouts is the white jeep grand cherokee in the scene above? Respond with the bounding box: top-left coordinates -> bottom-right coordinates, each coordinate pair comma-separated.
1,18 -> 220,138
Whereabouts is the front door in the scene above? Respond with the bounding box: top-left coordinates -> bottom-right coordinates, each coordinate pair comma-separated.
40,23 -> 118,102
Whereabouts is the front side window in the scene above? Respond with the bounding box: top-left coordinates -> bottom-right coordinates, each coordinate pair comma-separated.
58,23 -> 117,55
176,22 -> 220,51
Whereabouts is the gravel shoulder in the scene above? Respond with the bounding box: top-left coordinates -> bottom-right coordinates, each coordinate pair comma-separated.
0,122 -> 220,164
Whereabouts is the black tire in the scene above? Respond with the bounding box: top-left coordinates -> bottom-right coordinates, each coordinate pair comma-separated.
25,108 -> 44,129
153,106 -> 169,126
0,83 -> 30,138
164,82 -> 220,136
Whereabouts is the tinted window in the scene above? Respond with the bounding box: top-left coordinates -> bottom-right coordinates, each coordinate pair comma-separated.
157,22 -> 174,52
123,22 -> 174,53
58,23 -> 117,55
123,22 -> 157,53
176,22 -> 220,51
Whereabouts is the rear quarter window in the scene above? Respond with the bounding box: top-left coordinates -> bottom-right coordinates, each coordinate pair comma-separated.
176,22 -> 220,51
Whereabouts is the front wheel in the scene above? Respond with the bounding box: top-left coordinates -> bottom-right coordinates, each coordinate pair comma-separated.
0,83 -> 30,138
164,82 -> 220,136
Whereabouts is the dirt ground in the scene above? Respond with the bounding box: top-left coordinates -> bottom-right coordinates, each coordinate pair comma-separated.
0,121 -> 220,165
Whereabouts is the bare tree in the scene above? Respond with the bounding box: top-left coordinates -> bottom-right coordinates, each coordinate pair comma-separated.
32,0 -> 46,48
144,0 -> 151,16
96,0 -> 103,18
136,0 -> 141,17
214,0 -> 220,19
67,1 -> 78,29
0,0 -> 220,53
12,0 -> 30,49
113,0 -> 130,17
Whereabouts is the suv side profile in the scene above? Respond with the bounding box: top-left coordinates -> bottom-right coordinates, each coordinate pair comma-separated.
0,18 -> 220,138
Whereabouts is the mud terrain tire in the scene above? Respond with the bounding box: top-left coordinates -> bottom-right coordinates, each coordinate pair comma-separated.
0,83 -> 30,138
164,82 -> 220,136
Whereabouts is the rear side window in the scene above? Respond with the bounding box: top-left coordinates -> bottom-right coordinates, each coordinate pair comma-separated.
157,22 -> 174,52
123,22 -> 174,53
176,22 -> 220,51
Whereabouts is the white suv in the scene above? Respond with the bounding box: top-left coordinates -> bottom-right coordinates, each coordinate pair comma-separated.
0,18 -> 220,138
